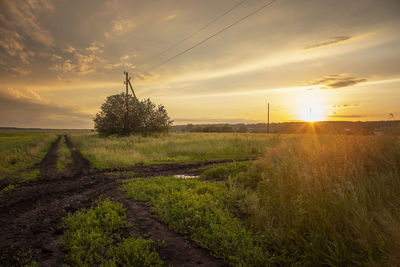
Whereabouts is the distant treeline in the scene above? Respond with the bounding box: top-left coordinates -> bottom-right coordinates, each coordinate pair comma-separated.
172,121 -> 400,135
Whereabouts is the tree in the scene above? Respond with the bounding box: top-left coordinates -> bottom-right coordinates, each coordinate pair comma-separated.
94,93 -> 172,136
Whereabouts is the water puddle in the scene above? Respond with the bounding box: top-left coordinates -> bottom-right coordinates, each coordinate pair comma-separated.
173,174 -> 199,179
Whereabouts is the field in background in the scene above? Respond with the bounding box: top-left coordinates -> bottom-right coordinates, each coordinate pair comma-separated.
70,133 -> 280,169
0,130 -> 57,190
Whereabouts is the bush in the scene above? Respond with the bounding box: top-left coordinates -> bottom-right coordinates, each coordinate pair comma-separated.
94,93 -> 172,136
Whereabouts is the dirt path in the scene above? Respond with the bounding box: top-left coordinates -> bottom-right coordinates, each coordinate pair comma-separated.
0,135 -> 229,266
38,135 -> 61,179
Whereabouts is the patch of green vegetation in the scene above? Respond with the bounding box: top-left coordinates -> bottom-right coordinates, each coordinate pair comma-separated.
0,248 -> 38,267
0,131 -> 56,173
56,136 -> 73,172
200,161 -> 250,181
70,133 -> 279,169
62,198 -> 163,266
121,177 -> 269,266
0,130 -> 58,190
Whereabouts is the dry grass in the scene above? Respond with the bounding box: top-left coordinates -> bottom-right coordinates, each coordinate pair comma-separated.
234,135 -> 400,265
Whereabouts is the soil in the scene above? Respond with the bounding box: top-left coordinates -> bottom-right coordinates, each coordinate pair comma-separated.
0,135 -> 234,266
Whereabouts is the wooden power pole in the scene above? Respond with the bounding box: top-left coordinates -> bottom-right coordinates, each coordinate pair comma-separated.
123,71 -> 137,135
267,102 -> 270,134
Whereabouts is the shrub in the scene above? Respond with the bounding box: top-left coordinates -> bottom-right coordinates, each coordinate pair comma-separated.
94,93 -> 172,136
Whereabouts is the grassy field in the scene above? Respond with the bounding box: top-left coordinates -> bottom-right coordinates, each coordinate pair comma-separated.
2,130 -> 399,265
62,198 -> 163,266
70,133 -> 279,169
0,130 -> 57,191
122,134 -> 400,266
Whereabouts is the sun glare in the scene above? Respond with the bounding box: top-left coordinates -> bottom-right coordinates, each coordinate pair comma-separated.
296,93 -> 327,122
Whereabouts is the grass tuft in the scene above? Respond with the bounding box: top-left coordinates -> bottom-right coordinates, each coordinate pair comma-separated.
62,198 -> 163,266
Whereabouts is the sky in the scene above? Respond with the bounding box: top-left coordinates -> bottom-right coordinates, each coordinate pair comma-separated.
0,0 -> 399,128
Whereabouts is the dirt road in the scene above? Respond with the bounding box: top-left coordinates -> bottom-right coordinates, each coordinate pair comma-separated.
0,136 -> 230,266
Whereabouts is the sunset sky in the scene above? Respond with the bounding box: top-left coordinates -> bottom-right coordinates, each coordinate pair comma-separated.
0,0 -> 399,128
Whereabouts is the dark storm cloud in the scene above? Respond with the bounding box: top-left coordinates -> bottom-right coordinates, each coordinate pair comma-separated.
304,36 -> 351,50
309,74 -> 367,89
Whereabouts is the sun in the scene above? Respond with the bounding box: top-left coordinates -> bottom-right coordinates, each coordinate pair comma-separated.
299,106 -> 325,122
296,93 -> 327,122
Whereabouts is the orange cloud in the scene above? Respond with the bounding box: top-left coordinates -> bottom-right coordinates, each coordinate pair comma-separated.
309,74 -> 367,89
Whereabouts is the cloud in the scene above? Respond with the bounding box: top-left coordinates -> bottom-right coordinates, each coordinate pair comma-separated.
309,74 -> 367,89
332,103 -> 360,109
50,42 -> 105,76
104,17 -> 136,39
166,14 -> 177,20
120,55 -> 130,60
9,67 -> 32,76
0,87 -> 92,128
0,0 -> 53,70
304,36 -> 351,50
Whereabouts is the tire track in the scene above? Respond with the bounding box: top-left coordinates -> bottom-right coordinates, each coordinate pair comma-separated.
0,135 -> 231,266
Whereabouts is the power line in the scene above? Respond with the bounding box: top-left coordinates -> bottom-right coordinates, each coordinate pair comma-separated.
147,0 -> 278,72
140,0 -> 249,66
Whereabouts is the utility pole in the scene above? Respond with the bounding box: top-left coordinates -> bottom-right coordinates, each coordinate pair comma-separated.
125,71 -> 129,96
267,102 -> 270,134
124,71 -> 129,135
122,71 -> 138,135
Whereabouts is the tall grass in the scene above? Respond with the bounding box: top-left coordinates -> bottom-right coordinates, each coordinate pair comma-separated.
70,133 -> 279,169
234,135 -> 400,265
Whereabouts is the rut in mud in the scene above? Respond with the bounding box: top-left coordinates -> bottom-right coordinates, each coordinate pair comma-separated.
0,135 -> 230,266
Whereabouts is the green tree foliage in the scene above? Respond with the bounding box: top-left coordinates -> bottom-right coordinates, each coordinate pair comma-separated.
94,93 -> 172,135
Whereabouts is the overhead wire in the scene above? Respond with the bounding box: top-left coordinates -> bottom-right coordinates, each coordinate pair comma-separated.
147,0 -> 278,72
139,0 -> 250,66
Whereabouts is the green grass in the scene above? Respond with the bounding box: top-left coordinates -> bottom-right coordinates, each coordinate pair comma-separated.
0,130 -> 57,193
56,136 -> 73,172
122,134 -> 400,266
69,133 -> 279,169
199,161 -> 250,181
121,177 -> 270,266
62,198 -> 163,266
